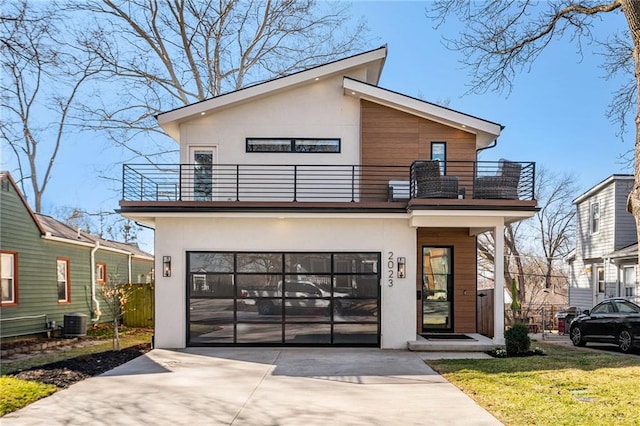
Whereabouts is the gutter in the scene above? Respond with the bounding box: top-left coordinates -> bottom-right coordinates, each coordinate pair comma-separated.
90,242 -> 102,322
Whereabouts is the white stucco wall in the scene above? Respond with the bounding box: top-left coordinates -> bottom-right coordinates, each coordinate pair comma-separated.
179,73 -> 363,166
153,215 -> 417,349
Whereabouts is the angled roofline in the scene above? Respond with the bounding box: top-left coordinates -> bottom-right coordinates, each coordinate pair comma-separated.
606,242 -> 638,261
157,46 -> 388,141
36,212 -> 154,259
0,171 -> 46,235
573,174 -> 634,204
342,77 -> 503,148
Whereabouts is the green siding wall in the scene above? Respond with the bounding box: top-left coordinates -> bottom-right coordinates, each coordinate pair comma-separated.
1,180 -> 155,338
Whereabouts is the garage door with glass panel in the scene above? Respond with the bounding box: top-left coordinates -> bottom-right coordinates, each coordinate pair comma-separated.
187,252 -> 380,346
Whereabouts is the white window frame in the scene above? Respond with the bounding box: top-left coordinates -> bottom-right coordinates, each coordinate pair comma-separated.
1,252 -> 17,305
57,258 -> 70,303
623,266 -> 636,297
590,202 -> 600,234
96,262 -> 106,284
595,265 -> 605,294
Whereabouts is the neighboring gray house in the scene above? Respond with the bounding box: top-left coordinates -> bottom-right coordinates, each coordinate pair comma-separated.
567,175 -> 638,310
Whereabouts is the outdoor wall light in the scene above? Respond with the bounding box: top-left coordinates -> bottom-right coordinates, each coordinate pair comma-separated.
397,257 -> 406,278
163,256 -> 172,277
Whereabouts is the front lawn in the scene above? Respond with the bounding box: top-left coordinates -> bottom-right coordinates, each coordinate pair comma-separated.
428,342 -> 640,426
0,377 -> 57,416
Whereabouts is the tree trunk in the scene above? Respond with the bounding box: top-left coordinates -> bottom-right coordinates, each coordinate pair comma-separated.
620,0 -> 640,265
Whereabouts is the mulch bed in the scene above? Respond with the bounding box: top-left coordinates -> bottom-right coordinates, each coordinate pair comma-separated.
9,344 -> 151,388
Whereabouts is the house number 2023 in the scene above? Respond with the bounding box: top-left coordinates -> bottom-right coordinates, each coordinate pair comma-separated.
387,251 -> 394,287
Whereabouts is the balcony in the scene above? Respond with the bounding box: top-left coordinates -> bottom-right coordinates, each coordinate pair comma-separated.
120,160 -> 535,209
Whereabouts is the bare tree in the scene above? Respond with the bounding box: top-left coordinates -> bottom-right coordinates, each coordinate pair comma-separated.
70,0 -> 369,161
534,169 -> 578,289
53,206 -> 141,243
478,168 -> 576,321
1,1 -> 103,212
429,0 -> 640,262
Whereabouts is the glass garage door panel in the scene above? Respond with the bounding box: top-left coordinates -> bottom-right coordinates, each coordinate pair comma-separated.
284,324 -> 331,344
236,324 -> 283,344
188,299 -> 234,344
333,323 -> 379,344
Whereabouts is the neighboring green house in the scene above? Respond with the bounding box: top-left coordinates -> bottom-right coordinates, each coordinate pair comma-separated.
0,172 -> 154,338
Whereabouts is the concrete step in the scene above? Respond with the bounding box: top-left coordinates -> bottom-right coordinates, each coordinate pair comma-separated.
408,333 -> 499,352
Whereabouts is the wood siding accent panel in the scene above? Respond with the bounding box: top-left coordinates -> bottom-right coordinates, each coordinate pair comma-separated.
416,227 -> 477,333
361,100 -> 477,166
361,101 -> 478,197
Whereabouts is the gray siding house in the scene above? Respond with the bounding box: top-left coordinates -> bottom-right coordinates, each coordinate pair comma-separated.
567,175 -> 638,310
0,172 -> 154,338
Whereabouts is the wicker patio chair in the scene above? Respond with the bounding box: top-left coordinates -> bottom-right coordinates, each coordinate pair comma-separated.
412,160 -> 459,199
474,159 -> 522,199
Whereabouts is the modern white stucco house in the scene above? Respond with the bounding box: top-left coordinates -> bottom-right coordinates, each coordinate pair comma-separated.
119,46 -> 538,349
567,174 -> 638,310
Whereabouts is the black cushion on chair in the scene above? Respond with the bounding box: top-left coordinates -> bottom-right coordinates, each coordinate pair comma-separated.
413,160 -> 459,199
474,159 -> 522,199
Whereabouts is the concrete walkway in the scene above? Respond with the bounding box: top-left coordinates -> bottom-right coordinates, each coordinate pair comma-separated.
3,348 -> 502,426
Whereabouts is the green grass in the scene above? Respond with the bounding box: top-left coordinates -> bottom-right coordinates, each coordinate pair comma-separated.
427,342 -> 640,426
0,377 -> 57,416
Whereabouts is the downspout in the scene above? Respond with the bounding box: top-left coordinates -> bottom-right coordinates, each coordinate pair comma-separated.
476,138 -> 499,156
91,242 -> 101,322
128,253 -> 133,284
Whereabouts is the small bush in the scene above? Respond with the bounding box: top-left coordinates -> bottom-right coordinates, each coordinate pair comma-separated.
505,323 -> 531,356
487,347 -> 508,358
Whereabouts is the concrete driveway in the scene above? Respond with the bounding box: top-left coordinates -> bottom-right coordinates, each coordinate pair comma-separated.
3,348 -> 502,425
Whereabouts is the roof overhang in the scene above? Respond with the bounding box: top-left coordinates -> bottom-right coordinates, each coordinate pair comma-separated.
573,174 -> 634,204
409,209 -> 536,235
157,46 -> 388,141
343,78 -> 503,149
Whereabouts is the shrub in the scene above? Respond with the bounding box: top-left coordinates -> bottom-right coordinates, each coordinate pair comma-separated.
505,323 -> 531,356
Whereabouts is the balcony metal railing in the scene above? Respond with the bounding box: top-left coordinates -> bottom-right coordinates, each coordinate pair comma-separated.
122,161 -> 535,203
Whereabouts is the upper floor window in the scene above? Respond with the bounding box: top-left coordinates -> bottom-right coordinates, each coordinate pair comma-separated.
246,138 -> 340,153
57,258 -> 70,303
431,142 -> 446,174
1,252 -> 17,306
590,202 -> 600,234
96,263 -> 106,284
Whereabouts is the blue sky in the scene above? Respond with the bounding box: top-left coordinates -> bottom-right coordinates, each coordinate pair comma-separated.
3,1 -> 633,254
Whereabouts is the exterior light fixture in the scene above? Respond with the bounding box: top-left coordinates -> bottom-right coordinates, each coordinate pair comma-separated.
397,257 -> 406,278
163,256 -> 172,277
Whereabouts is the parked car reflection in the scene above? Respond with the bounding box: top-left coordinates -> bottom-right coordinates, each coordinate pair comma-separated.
569,298 -> 640,353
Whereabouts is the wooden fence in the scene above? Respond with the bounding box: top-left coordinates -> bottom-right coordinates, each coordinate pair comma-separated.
122,283 -> 155,328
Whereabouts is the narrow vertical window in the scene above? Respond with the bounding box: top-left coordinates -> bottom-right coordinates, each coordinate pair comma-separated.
431,142 -> 447,174
623,266 -> 636,297
96,263 -> 107,284
57,258 -> 70,303
590,202 -> 600,234
1,252 -> 17,305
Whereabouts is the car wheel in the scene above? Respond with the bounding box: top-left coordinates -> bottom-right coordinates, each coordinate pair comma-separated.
570,326 -> 586,347
618,329 -> 633,354
257,300 -> 274,315
333,301 -> 343,316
